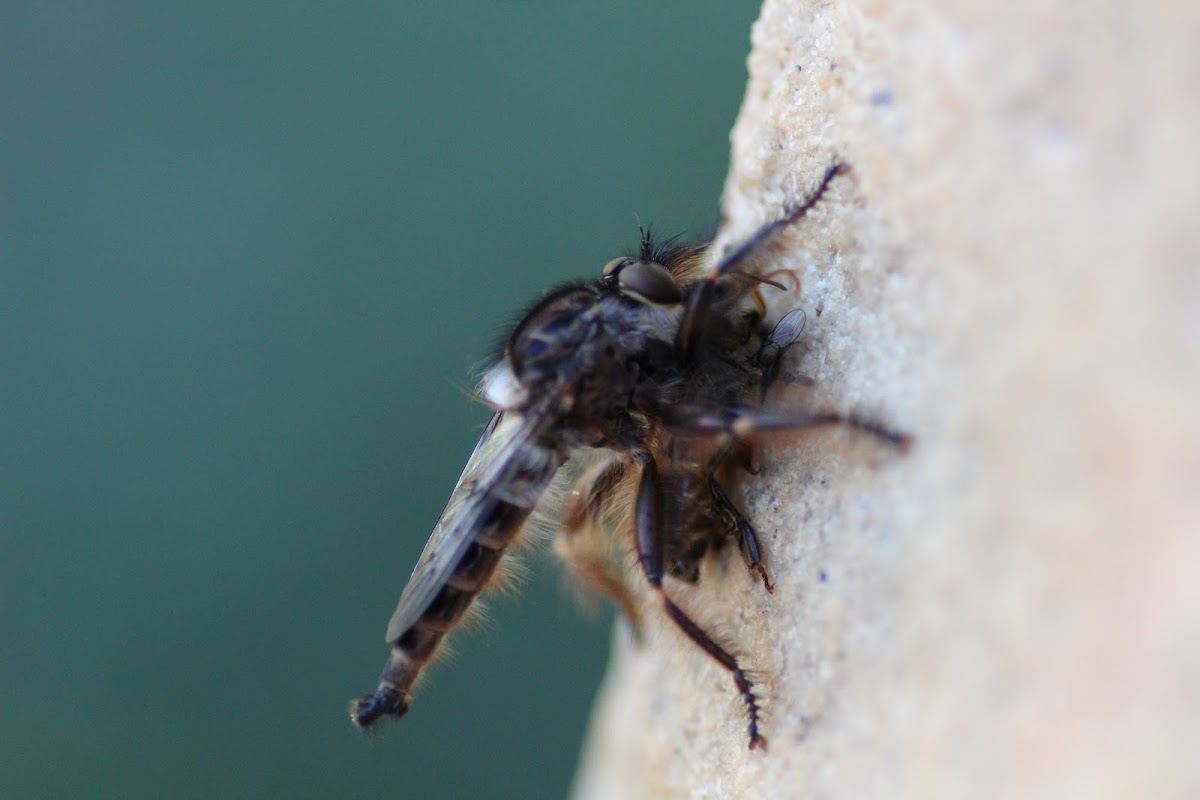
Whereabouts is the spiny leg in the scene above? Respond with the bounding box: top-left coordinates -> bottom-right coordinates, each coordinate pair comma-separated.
663,405 -> 909,591
676,161 -> 850,362
555,454 -> 642,630
700,312 -> 811,594
667,406 -> 911,451
706,442 -> 774,593
634,454 -> 767,751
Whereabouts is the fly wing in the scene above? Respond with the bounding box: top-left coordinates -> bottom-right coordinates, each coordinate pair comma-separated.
766,307 -> 805,349
384,408 -> 556,641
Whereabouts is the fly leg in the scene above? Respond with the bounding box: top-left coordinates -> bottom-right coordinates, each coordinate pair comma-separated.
669,407 -> 911,450
706,443 -> 774,593
666,405 -> 909,598
676,161 -> 849,361
635,454 -> 767,751
555,454 -> 642,631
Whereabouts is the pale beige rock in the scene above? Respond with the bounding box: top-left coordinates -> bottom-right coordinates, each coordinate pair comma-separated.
571,2 -> 1200,798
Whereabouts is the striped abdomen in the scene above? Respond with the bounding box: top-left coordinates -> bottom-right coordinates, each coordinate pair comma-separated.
351,415 -> 561,728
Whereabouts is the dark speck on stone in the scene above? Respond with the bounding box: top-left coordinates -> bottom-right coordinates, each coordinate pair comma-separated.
871,87 -> 895,106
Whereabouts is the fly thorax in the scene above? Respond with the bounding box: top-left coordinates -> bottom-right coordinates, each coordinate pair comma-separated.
504,288 -> 599,398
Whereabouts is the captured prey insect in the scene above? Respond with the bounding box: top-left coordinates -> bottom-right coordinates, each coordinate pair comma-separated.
350,161 -> 909,750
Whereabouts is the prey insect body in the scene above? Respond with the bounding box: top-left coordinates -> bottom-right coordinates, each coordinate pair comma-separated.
351,162 -> 908,750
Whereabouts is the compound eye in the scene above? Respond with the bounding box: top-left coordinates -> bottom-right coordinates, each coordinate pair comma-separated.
615,261 -> 683,305
602,257 -> 634,279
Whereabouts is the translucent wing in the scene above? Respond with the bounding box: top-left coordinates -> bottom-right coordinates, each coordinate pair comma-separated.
383,408 -> 556,641
765,307 -> 806,350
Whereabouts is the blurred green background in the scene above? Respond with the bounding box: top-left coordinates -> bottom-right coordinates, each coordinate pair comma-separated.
1,3 -> 760,798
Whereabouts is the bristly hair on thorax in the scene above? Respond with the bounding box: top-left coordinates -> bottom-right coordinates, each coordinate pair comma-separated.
636,225 -> 707,276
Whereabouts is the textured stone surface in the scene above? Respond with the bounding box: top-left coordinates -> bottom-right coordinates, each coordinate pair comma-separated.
572,1 -> 1200,798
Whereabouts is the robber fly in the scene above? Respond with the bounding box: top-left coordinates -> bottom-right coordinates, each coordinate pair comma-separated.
350,161 -> 908,750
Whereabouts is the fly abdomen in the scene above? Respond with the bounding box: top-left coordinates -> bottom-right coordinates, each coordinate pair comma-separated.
350,626 -> 437,728
448,539 -> 504,591
420,583 -> 475,631
352,424 -> 561,731
351,524 -> 521,729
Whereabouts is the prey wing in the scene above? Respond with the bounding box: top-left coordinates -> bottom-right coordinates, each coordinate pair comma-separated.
384,409 -> 545,642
